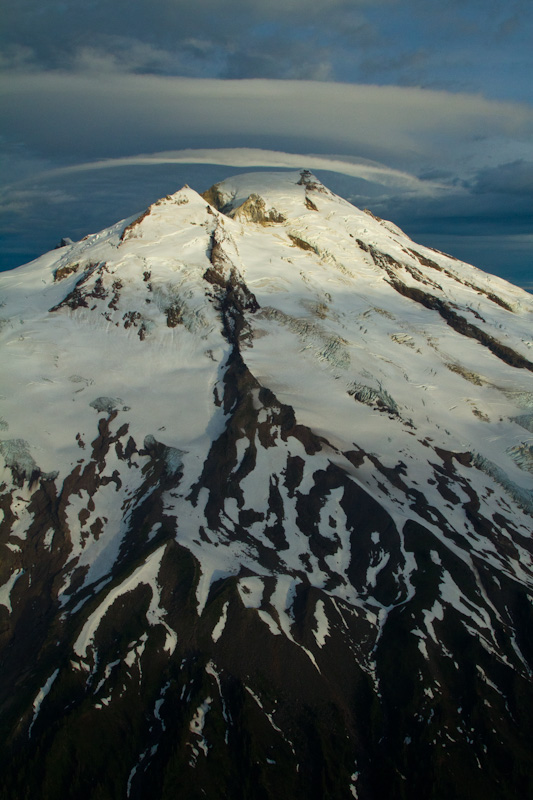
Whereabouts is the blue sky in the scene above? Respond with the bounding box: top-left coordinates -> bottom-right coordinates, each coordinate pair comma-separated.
1,0 -> 532,288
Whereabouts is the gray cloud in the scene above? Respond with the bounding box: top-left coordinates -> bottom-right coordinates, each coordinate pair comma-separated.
2,74 -> 532,171
358,49 -> 430,86
1,0 -> 530,99
221,38 -> 335,81
473,160 -> 533,196
31,148 -> 446,195
0,0 -> 380,68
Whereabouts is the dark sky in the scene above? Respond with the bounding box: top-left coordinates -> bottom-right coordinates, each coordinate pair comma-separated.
1,0 -> 532,288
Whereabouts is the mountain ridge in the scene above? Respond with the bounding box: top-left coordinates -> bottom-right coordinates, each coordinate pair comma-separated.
0,170 -> 532,799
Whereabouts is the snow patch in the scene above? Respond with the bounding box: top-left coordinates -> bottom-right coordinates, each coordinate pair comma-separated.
0,568 -> 24,613
212,601 -> 229,643
313,599 -> 330,648
28,669 -> 60,737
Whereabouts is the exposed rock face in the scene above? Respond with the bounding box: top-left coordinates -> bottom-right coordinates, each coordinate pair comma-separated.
0,172 -> 532,800
230,193 -> 286,225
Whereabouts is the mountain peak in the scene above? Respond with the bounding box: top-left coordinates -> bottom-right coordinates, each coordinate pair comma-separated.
1,170 -> 532,799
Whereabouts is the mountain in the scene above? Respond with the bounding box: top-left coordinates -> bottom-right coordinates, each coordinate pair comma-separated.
1,170 -> 532,800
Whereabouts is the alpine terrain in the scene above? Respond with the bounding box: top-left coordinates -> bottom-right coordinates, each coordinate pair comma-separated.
1,171 -> 532,800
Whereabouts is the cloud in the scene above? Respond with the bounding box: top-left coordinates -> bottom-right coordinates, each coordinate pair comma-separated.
222,41 -> 335,81
0,0 -> 385,75
0,187 -> 76,224
32,148 -> 447,196
473,160 -> 533,196
2,74 -> 532,173
70,40 -> 186,76
1,0 -> 531,111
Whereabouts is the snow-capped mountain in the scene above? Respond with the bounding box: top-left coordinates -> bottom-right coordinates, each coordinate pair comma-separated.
1,170 -> 532,799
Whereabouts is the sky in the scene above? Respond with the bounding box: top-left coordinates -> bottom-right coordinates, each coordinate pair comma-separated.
1,0 -> 532,289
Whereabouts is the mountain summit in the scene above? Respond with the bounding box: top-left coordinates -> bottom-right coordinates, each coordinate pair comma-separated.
1,171 -> 532,799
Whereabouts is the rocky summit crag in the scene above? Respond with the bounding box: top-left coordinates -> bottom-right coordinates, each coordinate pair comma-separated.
1,171 -> 532,800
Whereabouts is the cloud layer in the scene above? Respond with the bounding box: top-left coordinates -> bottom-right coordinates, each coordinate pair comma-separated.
2,74 -> 532,172
2,0 -> 531,99
37,148 -> 450,196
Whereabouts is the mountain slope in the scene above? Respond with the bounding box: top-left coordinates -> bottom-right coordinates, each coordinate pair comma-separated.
1,170 -> 532,799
